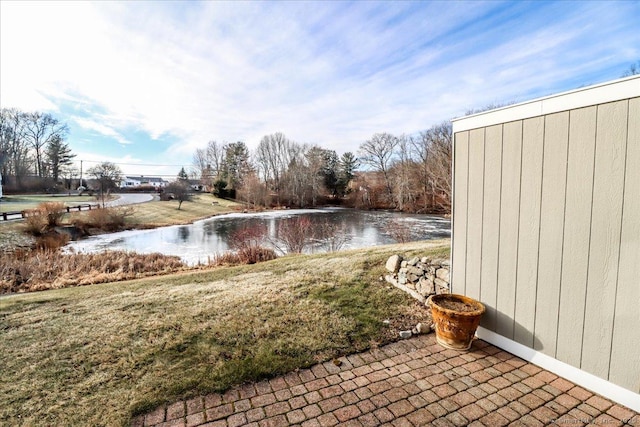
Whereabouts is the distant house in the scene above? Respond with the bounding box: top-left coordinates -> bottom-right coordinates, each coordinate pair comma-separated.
120,176 -> 168,189
187,179 -> 207,192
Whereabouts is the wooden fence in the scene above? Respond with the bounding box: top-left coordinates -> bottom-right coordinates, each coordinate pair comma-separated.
0,204 -> 97,221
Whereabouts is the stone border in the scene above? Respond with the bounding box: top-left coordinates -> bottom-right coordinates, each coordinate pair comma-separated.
384,255 -> 450,304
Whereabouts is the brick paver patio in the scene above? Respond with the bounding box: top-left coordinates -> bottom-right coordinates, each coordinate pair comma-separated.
133,334 -> 639,427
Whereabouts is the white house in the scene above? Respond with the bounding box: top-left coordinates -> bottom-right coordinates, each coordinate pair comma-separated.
120,176 -> 168,189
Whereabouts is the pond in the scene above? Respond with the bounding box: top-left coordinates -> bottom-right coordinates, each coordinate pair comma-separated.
65,208 -> 451,265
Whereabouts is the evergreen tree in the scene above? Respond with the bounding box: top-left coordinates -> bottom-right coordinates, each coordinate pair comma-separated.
339,152 -> 359,195
223,141 -> 251,190
177,167 -> 189,181
322,149 -> 340,197
45,135 -> 75,181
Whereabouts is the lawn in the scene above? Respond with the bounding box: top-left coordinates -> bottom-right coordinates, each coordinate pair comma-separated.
0,240 -> 450,426
125,193 -> 241,227
0,195 -> 97,213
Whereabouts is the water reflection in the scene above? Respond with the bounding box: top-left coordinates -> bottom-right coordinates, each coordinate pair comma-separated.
66,208 -> 450,265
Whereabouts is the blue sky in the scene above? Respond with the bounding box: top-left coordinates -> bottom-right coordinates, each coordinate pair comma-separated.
1,1 -> 639,177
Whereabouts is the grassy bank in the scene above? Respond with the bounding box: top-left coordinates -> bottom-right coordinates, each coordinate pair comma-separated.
0,194 -> 241,253
123,194 -> 241,227
0,240 -> 449,426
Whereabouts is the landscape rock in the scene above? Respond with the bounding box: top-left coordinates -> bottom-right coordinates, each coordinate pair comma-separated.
434,277 -> 449,290
384,254 -> 451,305
385,255 -> 403,273
399,330 -> 412,339
436,268 -> 450,282
414,323 -> 430,334
407,266 -> 424,276
417,277 -> 434,296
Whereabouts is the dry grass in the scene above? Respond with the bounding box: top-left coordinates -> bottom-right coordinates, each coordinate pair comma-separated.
0,250 -> 188,294
71,206 -> 136,232
0,223 -> 35,252
0,239 -> 450,426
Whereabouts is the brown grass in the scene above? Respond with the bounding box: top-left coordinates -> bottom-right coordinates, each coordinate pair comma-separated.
71,206 -> 135,232
0,250 -> 188,294
0,240 -> 450,426
212,246 -> 278,265
19,202 -> 67,236
39,202 -> 66,227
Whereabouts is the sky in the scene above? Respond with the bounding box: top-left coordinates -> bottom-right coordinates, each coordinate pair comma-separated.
1,1 -> 639,178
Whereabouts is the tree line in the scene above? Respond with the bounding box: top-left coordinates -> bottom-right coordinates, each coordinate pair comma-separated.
191,136 -> 359,210
0,108 -> 76,191
191,122 -> 452,214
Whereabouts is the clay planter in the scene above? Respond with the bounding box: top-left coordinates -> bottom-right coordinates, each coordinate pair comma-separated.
427,294 -> 485,350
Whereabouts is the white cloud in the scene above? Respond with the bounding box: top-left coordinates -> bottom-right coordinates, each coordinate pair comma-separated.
2,0 -> 639,166
73,117 -> 131,145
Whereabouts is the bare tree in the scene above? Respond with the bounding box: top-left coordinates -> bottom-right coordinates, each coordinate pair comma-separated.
621,60 -> 640,77
255,132 -> 295,205
165,180 -> 192,210
411,121 -> 452,212
282,143 -> 310,207
0,109 -> 30,186
193,140 -> 226,187
305,146 -> 327,206
393,134 -> 415,211
237,171 -> 270,208
425,122 -> 452,212
87,162 -> 123,207
358,132 -> 398,206
23,112 -> 68,177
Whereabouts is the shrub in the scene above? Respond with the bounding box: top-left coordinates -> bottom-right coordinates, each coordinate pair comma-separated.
386,219 -> 412,243
271,216 -> 315,254
229,224 -> 267,251
22,213 -> 47,236
21,202 -> 66,236
39,202 -> 66,227
35,233 -> 70,251
72,206 -> 135,232
237,246 -> 277,264
315,220 -> 350,252
223,224 -> 276,265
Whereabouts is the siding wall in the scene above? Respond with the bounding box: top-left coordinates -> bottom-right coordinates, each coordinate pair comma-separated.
451,95 -> 640,394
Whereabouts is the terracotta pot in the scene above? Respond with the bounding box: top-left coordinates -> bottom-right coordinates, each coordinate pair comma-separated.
427,294 -> 485,350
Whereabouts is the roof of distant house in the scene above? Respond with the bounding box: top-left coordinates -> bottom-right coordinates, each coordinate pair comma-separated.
125,176 -> 167,183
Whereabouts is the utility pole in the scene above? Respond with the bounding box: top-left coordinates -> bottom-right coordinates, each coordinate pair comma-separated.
80,160 -> 83,189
